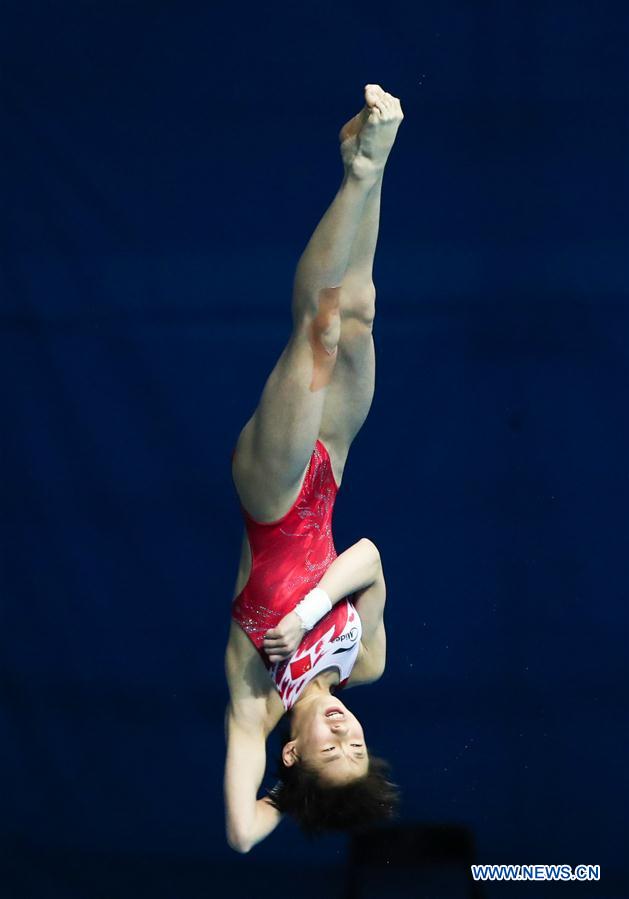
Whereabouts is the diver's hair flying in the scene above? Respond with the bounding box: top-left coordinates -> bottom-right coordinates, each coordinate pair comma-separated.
268,737 -> 400,837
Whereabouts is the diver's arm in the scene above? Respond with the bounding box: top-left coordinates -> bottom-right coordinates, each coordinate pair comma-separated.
317,537 -> 387,673
224,706 -> 282,853
223,628 -> 283,852
349,557 -> 387,682
264,538 -> 382,662
318,537 -> 382,605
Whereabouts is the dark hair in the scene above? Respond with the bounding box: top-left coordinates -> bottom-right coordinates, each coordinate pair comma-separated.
267,738 -> 400,837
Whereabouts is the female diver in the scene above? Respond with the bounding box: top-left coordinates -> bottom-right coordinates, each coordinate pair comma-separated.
225,84 -> 404,852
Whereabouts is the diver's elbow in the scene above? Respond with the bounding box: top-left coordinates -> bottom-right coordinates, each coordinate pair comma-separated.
226,829 -> 253,854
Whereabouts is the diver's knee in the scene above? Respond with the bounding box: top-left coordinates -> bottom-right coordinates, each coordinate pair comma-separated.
345,282 -> 376,328
313,309 -> 341,354
312,286 -> 342,354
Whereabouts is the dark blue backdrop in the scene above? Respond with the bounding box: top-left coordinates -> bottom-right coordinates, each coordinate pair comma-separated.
1,2 -> 627,897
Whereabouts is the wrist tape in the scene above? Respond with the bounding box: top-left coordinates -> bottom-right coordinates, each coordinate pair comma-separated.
294,587 -> 332,632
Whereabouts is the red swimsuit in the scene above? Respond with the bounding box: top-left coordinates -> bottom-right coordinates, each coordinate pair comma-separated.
232,439 -> 361,709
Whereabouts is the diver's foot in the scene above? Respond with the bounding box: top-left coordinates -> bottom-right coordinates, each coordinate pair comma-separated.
340,84 -> 404,179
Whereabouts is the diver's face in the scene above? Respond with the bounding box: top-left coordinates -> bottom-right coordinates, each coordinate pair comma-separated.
285,696 -> 369,784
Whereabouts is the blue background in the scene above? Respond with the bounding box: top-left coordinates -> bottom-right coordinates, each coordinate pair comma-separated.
1,2 -> 627,896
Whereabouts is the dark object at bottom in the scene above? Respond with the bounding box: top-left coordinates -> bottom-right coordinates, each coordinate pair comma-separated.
346,823 -> 483,899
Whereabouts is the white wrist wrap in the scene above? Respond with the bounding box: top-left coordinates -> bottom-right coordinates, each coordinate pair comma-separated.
294,587 -> 332,632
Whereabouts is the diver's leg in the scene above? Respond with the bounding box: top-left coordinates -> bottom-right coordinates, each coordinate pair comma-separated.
233,111 -> 382,520
319,86 -> 403,479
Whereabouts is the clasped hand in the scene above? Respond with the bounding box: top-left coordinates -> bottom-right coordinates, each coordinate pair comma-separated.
263,611 -> 305,664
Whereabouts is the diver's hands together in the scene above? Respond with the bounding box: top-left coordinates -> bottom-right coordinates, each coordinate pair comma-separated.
263,611 -> 305,664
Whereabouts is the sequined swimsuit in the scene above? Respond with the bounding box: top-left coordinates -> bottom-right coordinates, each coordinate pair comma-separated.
231,439 -> 361,710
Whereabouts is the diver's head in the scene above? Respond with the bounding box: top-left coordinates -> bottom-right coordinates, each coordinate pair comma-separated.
269,692 -> 399,835
282,694 -> 368,784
